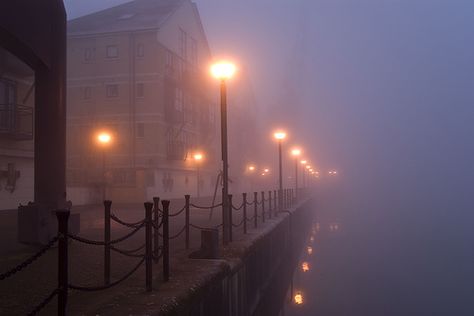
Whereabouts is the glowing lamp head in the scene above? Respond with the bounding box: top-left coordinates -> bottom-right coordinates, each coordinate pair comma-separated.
97,132 -> 112,145
193,153 -> 203,161
210,62 -> 236,80
294,293 -> 304,305
291,148 -> 302,157
248,165 -> 256,171
307,246 -> 313,255
273,131 -> 286,141
264,168 -> 270,173
301,160 -> 307,165
306,165 -> 311,170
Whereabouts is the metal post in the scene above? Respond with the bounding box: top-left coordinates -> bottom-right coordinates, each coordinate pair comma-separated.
295,158 -> 298,202
243,193 -> 247,234
220,79 -> 230,245
274,190 -> 277,216
268,191 -> 272,219
278,139 -> 284,216
104,200 -> 111,285
144,202 -> 153,292
162,200 -> 170,282
229,194 -> 233,242
153,197 -> 160,264
101,151 -> 106,202
196,165 -> 200,198
185,195 -> 190,249
56,210 -> 69,316
253,192 -> 258,228
261,191 -> 265,223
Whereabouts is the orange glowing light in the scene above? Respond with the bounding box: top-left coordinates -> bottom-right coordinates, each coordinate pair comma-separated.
264,168 -> 270,173
273,131 -> 287,140
210,61 -> 236,80
97,132 -> 112,145
294,293 -> 304,305
291,148 -> 302,156
306,165 -> 311,169
248,165 -> 256,171
193,153 -> 203,161
307,246 -> 313,255
301,160 -> 307,165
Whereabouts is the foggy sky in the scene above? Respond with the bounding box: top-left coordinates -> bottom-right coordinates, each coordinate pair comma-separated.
65,0 -> 474,214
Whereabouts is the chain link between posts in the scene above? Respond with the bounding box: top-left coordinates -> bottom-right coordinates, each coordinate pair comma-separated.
0,236 -> 58,281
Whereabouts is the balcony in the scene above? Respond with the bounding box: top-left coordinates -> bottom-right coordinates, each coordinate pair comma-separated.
0,104 -> 34,140
166,140 -> 185,160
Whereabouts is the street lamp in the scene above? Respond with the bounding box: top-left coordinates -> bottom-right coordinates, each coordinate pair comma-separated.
211,61 -> 236,245
96,131 -> 112,201
193,152 -> 204,198
273,130 -> 286,211
291,148 -> 301,202
300,160 -> 307,188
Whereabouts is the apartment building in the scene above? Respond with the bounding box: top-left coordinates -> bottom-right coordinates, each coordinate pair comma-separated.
67,0 -> 221,203
0,48 -> 35,210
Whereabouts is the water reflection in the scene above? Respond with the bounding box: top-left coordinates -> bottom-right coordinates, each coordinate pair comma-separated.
280,220 -> 342,315
294,292 -> 304,305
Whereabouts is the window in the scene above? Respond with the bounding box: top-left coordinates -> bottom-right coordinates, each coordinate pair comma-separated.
136,44 -> 144,58
175,88 -> 183,111
83,87 -> 92,100
145,171 -> 155,187
0,79 -> 16,104
190,37 -> 197,64
84,48 -> 95,61
165,51 -> 172,67
136,83 -> 144,98
179,28 -> 187,59
106,45 -> 119,58
136,123 -> 145,138
106,84 -> 118,97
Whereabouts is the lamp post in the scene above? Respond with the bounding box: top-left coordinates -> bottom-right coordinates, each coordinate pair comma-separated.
300,160 -> 307,188
273,131 -> 286,211
193,152 -> 203,198
211,61 -> 236,245
291,148 -> 301,202
96,131 -> 112,202
247,164 -> 256,192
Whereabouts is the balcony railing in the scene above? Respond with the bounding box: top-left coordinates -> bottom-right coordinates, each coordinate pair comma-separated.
166,141 -> 186,160
0,103 -> 34,140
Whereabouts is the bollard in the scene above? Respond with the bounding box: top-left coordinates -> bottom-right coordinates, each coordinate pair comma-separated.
253,192 -> 258,229
104,200 -> 112,286
274,190 -> 278,217
56,210 -> 70,316
261,191 -> 265,223
268,191 -> 272,219
153,197 -> 160,264
185,195 -> 190,249
243,193 -> 247,234
144,202 -> 153,292
162,200 -> 170,282
229,194 -> 233,242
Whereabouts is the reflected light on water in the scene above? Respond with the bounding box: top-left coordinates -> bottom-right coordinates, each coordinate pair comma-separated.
294,293 -> 304,305
301,261 -> 310,272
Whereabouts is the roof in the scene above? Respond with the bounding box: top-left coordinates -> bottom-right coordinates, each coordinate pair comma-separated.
68,0 -> 186,35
